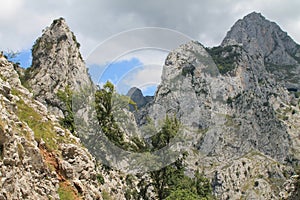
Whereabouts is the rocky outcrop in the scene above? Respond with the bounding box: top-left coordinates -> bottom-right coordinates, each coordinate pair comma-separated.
222,12 -> 300,90
137,13 -> 300,198
127,87 -> 153,111
1,12 -> 300,200
0,58 -> 102,199
26,18 -> 93,116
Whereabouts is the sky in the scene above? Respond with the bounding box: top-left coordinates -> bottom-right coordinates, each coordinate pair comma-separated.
1,0 -> 300,95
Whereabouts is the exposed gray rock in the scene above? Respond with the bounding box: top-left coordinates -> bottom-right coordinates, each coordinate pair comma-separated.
27,18 -> 93,116
139,29 -> 296,198
0,57 -> 102,200
222,12 -> 300,90
127,87 -> 153,111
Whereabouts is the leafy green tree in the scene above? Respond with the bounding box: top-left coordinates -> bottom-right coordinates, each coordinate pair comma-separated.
94,81 -> 142,151
165,189 -> 201,200
94,81 -> 124,146
194,170 -> 213,198
151,115 -> 180,150
149,153 -> 213,200
150,154 -> 187,200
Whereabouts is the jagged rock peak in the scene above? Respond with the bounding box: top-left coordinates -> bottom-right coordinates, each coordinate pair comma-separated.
27,17 -> 93,116
222,12 -> 300,62
127,87 -> 153,110
222,12 -> 300,90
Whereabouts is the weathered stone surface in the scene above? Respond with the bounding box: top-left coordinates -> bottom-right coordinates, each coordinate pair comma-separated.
135,13 -> 300,198
1,12 -> 300,200
27,18 -> 93,116
0,57 -> 102,200
222,12 -> 300,90
127,87 -> 153,110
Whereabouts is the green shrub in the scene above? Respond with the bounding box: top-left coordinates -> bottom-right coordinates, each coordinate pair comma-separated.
102,190 -> 112,200
165,189 -> 201,200
57,86 -> 75,133
58,182 -> 77,200
207,45 -> 240,74
16,99 -> 58,150
97,174 -> 105,185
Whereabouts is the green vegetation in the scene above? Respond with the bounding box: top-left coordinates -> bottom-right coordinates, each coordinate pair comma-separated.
16,99 -> 59,150
96,174 -> 105,185
149,155 -> 213,200
15,97 -> 76,151
95,81 -> 125,147
57,86 -> 75,133
294,92 -> 300,98
101,190 -> 112,200
58,182 -> 78,200
165,189 -> 202,200
94,81 -> 145,152
207,45 -> 240,74
151,115 -> 180,150
19,67 -> 33,89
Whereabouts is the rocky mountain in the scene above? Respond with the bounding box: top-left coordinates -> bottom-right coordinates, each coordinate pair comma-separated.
0,57 -> 102,199
25,18 -> 93,117
135,12 -> 300,199
1,12 -> 300,200
222,12 -> 300,90
126,87 -> 153,111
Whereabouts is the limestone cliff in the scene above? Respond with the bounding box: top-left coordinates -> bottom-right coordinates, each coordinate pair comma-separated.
136,13 -> 300,199
222,12 -> 300,90
0,58 -> 102,199
1,13 -> 300,200
26,17 -> 93,116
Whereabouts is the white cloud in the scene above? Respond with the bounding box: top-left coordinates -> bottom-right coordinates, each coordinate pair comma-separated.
1,0 -> 300,57
85,27 -> 192,66
0,1 -> 23,19
116,64 -> 163,94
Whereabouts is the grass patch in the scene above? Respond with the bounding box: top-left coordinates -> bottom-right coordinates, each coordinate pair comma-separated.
16,99 -> 61,151
58,182 -> 79,200
206,45 -> 240,75
102,190 -> 112,200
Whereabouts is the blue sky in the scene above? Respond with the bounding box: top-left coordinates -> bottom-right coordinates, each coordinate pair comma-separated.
5,49 -> 32,68
5,1 -> 300,96
13,52 -> 160,96
88,57 -> 161,96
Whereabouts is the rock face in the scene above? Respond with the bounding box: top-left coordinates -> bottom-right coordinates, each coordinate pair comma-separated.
127,87 -> 153,110
222,12 -> 300,90
0,58 -> 102,199
147,40 -> 291,160
1,12 -> 300,200
137,13 -> 300,199
27,18 -> 93,116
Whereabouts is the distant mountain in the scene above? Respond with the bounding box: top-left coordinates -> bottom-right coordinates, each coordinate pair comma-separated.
222,12 -> 300,90
126,87 -> 153,111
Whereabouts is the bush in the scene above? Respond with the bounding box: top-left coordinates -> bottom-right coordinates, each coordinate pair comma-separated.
57,86 -> 75,133
97,174 -> 105,185
207,45 -> 240,75
165,189 -> 201,200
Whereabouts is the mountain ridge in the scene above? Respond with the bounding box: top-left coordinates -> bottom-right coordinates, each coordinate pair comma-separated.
0,12 -> 300,199
222,12 -> 300,90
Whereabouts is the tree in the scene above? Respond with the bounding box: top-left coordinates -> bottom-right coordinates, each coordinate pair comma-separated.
95,81 -> 124,146
149,153 -> 213,200
165,189 -> 201,200
194,170 -> 213,199
94,81 -> 140,151
151,115 -> 180,150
